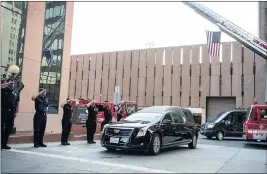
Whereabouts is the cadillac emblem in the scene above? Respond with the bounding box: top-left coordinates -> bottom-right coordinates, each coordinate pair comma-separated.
259,125 -> 263,130
114,129 -> 120,133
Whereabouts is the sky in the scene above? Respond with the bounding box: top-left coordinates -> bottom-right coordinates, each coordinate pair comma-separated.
71,1 -> 258,55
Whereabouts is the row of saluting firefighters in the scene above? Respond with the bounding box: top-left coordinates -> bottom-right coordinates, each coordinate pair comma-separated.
1,79 -> 123,150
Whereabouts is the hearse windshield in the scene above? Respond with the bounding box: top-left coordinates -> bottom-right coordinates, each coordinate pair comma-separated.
124,113 -> 163,123
244,107 -> 252,121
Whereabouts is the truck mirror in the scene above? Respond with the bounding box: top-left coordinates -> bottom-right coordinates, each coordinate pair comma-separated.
256,109 -> 261,122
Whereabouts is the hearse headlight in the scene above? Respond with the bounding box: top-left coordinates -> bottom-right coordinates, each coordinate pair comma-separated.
207,124 -> 215,129
136,127 -> 148,137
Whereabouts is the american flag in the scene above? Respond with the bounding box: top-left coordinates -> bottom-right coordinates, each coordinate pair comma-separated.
206,31 -> 221,57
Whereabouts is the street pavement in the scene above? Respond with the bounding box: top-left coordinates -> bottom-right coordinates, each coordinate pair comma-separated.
1,135 -> 267,173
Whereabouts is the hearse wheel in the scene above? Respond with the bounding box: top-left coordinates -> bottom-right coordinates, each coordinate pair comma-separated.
148,133 -> 161,156
188,134 -> 197,149
216,131 -> 224,141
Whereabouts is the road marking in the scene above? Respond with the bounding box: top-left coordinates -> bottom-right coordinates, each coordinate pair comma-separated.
9,149 -> 174,173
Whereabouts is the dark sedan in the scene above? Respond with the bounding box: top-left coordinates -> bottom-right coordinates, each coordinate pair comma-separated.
100,106 -> 199,155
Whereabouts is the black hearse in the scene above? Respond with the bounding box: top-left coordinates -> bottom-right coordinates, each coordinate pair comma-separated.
100,106 -> 199,155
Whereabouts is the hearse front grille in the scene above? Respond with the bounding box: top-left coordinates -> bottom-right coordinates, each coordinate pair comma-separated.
106,127 -> 133,136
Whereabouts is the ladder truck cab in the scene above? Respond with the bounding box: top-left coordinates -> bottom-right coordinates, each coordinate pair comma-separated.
115,100 -> 138,118
243,103 -> 267,142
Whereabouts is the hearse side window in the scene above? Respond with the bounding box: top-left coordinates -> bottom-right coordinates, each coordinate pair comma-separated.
236,112 -> 246,123
183,110 -> 194,123
172,113 -> 184,123
223,113 -> 234,124
162,113 -> 174,123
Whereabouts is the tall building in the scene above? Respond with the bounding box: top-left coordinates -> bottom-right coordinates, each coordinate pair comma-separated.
259,2 -> 267,41
0,1 -> 73,136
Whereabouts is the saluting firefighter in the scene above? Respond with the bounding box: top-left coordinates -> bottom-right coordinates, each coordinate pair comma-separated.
31,88 -> 48,148
101,101 -> 112,131
60,98 -> 73,145
85,100 -> 98,144
1,79 -> 20,150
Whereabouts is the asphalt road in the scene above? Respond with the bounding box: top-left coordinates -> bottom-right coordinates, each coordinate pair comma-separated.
1,137 -> 267,173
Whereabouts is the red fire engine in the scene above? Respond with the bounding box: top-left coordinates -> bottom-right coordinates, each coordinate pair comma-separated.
243,104 -> 267,142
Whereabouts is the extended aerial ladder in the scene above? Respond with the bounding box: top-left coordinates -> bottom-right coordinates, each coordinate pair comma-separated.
182,2 -> 267,103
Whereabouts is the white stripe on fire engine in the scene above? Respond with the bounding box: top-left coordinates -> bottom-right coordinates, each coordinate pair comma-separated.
248,129 -> 267,134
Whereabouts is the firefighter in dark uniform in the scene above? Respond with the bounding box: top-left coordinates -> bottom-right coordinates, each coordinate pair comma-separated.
31,88 -> 48,148
1,79 -> 19,150
60,98 -> 73,145
116,105 -> 123,121
86,100 -> 98,144
101,101 -> 112,131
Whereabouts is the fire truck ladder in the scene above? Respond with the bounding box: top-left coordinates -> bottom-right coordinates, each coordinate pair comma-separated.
182,2 -> 267,60
183,1 -> 267,103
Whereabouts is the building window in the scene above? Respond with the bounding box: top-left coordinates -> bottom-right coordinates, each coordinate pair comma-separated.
0,1 -> 28,91
39,2 -> 66,114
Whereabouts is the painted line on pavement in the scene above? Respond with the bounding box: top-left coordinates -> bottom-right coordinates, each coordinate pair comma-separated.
8,149 -> 174,173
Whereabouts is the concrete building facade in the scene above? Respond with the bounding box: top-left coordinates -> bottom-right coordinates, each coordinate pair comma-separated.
69,42 -> 266,122
1,1 -> 74,136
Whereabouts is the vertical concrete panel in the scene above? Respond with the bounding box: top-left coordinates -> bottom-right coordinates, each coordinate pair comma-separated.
117,51 -> 124,70
200,45 -> 210,108
181,47 -> 191,107
123,51 -> 131,100
137,78 -> 146,107
232,42 -> 242,108
70,56 -> 77,80
139,50 -> 147,78
130,50 -> 139,101
75,79 -> 82,98
116,52 -> 124,94
81,55 -> 90,99
146,49 -> 155,78
89,54 -> 96,79
68,81 -> 75,98
101,53 -> 110,97
191,46 -> 200,107
165,47 -> 173,66
109,52 -> 117,70
163,66 -> 172,97
172,66 -> 181,106
163,97 -> 171,106
94,53 -> 103,97
154,48 -> 163,105
146,78 -> 154,106
181,77 -> 190,107
146,49 -> 155,106
255,62 -> 266,104
76,55 -> 84,80
163,48 -> 172,98
108,79 -> 115,99
173,47 -> 181,66
243,47 -> 255,108
182,47 -> 190,76
221,43 -> 231,96
210,44 -> 220,96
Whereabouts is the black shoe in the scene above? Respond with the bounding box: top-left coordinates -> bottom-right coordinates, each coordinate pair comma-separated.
39,143 -> 47,147
91,141 -> 96,144
61,142 -> 68,145
2,145 -> 11,150
66,142 -> 70,145
87,141 -> 92,144
34,144 -> 40,148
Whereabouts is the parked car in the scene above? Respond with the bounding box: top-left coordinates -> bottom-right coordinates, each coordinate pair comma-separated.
200,109 -> 247,140
100,106 -> 200,155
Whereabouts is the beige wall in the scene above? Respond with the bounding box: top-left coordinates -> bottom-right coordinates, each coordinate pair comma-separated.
15,2 -> 74,133
70,42 -> 266,109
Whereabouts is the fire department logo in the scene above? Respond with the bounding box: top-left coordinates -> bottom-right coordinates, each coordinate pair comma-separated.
259,125 -> 263,130
114,129 -> 120,133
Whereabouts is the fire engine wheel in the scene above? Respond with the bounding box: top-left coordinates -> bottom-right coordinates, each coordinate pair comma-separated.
216,131 -> 224,141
